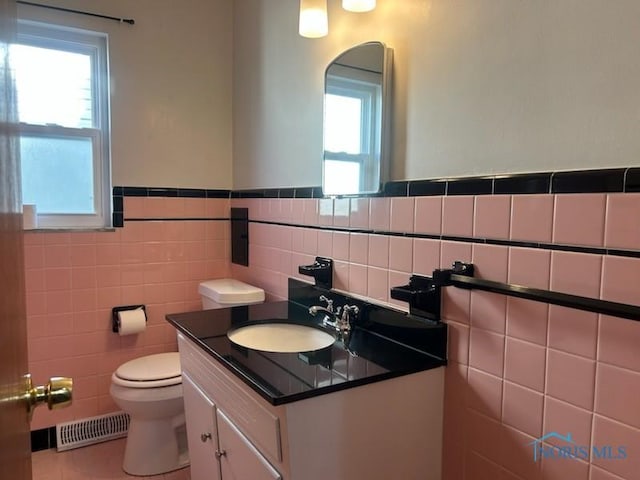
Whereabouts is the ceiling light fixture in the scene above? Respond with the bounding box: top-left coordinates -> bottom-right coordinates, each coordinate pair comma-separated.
342,0 -> 376,13
299,0 -> 329,38
299,0 -> 376,38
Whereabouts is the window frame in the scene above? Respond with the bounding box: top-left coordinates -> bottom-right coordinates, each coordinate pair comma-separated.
14,20 -> 111,229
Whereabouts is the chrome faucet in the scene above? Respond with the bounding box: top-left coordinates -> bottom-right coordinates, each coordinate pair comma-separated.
309,296 -> 359,334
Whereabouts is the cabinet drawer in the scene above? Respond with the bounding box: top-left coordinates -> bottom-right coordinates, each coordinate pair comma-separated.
178,334 -> 282,462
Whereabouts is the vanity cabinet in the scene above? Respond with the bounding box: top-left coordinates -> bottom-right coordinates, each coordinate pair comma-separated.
182,371 -> 281,480
177,332 -> 444,480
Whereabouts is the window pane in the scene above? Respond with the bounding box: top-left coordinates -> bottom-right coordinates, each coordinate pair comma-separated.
12,44 -> 93,128
20,135 -> 95,214
324,94 -> 362,154
324,160 -> 360,195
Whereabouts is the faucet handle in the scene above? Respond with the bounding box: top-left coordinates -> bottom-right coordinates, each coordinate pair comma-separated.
319,295 -> 333,312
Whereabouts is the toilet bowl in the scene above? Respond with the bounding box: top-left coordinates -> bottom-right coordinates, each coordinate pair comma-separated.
110,352 -> 188,476
110,278 -> 264,476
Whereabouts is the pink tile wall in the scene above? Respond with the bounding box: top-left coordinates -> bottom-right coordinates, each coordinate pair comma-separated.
25,197 -> 230,430
232,193 -> 640,480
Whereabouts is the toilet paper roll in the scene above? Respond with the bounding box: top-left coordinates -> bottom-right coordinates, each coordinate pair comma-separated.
117,308 -> 147,336
23,204 -> 37,230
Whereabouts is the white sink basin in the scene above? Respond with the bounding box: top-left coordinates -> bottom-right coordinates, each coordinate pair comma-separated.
227,323 -> 335,353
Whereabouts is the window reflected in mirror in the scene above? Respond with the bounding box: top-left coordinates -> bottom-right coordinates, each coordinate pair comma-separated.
323,42 -> 392,196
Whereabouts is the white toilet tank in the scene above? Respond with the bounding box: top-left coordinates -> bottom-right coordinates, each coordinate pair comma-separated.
198,279 -> 265,309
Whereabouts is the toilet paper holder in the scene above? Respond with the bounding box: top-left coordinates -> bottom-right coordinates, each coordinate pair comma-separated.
112,305 -> 147,333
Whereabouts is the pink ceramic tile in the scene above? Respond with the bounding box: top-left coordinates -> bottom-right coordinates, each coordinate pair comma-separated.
412,239 -> 441,276
390,197 -> 415,233
474,195 -> 511,239
553,194 -> 606,247
508,247 -> 551,289
334,260 -> 349,292
540,453 -> 589,480
466,451 -> 504,480
96,265 -> 122,288
543,396 -> 592,449
142,221 -> 166,243
550,251 -> 602,297
333,198 -> 350,227
71,267 -> 97,290
120,243 -> 144,264
548,306 -> 598,359
43,232 -> 71,245
23,244 -> 44,269
95,244 -> 120,265
510,194 -> 554,243
590,466 -> 627,480
183,221 -> 206,242
442,287 -> 471,324
441,196 -> 474,237
318,199 -> 334,226
467,367 -> 503,420
388,271 -> 410,309
25,268 -> 44,293
124,197 -> 145,218
26,293 -> 46,317
44,245 -> 71,268
349,233 -> 369,265
72,288 -> 97,312
348,264 -> 368,296
291,199 -> 305,224
317,230 -> 333,258
369,197 -> 390,231
546,349 -> 595,410
599,314 -> 640,372
591,415 -> 640,479
605,193 -> 640,250
45,290 -> 72,315
504,337 -> 546,392
388,236 -> 413,273
442,321 -> 467,367
499,425 -> 542,480
367,234 -> 389,268
440,240 -> 472,269
414,196 -> 442,235
303,199 -> 319,226
506,298 -> 549,346
45,313 -> 74,337
333,232 -> 350,261
469,327 -> 505,377
367,267 -> 388,303
502,381 -> 543,437
44,268 -> 71,291
120,222 -> 146,243
349,198 -> 370,229
470,291 -> 507,333
473,244 -> 509,282
183,198 -> 206,218
595,362 -> 640,430
302,228 -> 318,255
601,255 -> 640,305
291,228 -> 304,254
143,197 -> 166,218
164,197 -> 185,218
467,409 -> 504,465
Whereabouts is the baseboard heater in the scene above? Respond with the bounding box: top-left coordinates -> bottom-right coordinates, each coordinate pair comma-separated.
56,411 -> 130,451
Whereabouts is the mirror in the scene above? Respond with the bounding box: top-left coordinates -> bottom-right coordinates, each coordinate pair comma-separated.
322,41 -> 393,196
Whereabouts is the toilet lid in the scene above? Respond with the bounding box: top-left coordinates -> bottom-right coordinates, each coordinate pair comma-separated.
114,353 -> 181,388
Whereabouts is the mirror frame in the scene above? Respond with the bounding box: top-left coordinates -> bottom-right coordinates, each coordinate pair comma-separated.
322,41 -> 393,196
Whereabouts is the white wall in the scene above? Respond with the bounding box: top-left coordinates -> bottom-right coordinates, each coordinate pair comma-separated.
18,0 -> 234,189
233,0 -> 640,189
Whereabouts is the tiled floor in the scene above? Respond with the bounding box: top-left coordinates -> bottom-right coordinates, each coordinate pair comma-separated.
32,439 -> 190,480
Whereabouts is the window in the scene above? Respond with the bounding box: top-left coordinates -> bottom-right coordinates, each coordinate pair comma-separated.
12,21 -> 111,228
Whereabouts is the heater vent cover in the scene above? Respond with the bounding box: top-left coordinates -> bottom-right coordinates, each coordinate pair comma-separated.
56,411 -> 130,451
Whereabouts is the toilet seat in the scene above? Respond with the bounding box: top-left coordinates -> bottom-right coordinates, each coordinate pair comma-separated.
112,352 -> 182,388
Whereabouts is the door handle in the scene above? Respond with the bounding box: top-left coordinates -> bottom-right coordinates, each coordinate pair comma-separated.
23,374 -> 73,420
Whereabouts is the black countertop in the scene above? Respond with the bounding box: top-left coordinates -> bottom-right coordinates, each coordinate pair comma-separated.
166,280 -> 447,406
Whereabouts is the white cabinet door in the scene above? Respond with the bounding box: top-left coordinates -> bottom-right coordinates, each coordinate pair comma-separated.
217,409 -> 282,480
182,373 -> 222,480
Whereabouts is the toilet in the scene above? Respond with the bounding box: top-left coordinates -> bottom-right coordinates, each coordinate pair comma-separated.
109,278 -> 264,476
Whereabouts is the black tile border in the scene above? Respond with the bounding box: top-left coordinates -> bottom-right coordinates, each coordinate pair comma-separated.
31,427 -> 56,452
113,167 -> 640,204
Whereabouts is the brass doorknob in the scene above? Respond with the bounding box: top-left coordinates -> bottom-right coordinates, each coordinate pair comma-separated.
24,374 -> 73,419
